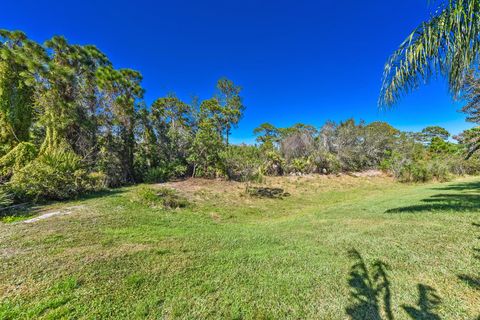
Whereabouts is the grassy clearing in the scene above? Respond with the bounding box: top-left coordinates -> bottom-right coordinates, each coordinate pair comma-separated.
0,175 -> 479,319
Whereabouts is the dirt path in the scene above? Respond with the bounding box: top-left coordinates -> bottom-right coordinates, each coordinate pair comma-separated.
21,205 -> 84,224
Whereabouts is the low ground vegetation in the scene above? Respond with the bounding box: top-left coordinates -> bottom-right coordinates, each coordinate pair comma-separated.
0,175 -> 478,318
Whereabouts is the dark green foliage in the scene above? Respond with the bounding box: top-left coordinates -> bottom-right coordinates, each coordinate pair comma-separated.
220,145 -> 263,182
396,161 -> 450,183
0,142 -> 37,180
0,187 -> 12,208
8,150 -> 91,201
143,163 -> 187,184
188,119 -> 225,178
260,151 -> 285,176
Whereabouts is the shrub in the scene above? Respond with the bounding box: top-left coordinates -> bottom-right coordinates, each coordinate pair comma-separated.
394,159 -> 451,183
286,157 -> 314,175
0,142 -> 38,180
85,172 -> 109,192
447,156 -> 480,176
96,145 -> 125,187
8,150 -> 89,201
143,163 -> 188,183
130,186 -> 189,209
261,151 -> 284,176
0,188 -> 13,208
144,167 -> 170,183
427,160 -> 451,182
220,145 -> 263,182
319,152 -> 341,174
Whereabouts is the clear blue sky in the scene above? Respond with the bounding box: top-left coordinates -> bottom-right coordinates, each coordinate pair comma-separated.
1,0 -> 473,144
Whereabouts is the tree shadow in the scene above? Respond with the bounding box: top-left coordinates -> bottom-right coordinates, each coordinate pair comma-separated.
386,181 -> 480,214
402,284 -> 442,320
458,222 -> 480,291
432,181 -> 480,192
0,188 -> 125,220
346,250 -> 443,320
346,249 -> 393,320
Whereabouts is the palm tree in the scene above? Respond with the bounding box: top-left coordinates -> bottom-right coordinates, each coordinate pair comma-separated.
379,0 -> 480,106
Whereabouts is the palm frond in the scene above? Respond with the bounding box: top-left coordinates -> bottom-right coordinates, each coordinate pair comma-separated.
380,0 -> 480,107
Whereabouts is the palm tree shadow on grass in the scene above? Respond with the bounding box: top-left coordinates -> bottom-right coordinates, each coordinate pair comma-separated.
346,250 -> 442,320
402,285 -> 441,320
346,249 -> 393,320
385,181 -> 480,214
458,222 -> 480,291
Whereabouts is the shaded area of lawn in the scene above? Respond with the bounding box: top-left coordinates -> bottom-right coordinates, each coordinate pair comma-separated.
386,180 -> 480,213
384,180 -> 479,320
0,188 -> 125,223
458,222 -> 480,292
346,249 -> 442,320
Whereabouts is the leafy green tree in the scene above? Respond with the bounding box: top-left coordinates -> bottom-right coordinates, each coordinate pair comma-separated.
135,107 -> 159,175
421,126 -> 451,143
38,36 -> 109,154
428,137 -> 457,154
0,30 -> 45,154
151,95 -> 194,164
96,66 -> 144,182
188,118 -> 224,178
380,0 -> 480,106
216,78 -> 245,144
253,123 -> 279,151
201,78 -> 245,145
455,127 -> 480,158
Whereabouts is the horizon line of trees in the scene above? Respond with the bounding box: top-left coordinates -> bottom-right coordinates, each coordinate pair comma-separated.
1,28 -> 480,205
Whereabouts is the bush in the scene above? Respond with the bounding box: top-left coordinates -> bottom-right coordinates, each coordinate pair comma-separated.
285,157 -> 313,175
312,152 -> 341,174
394,159 -> 451,183
143,163 -> 188,183
130,186 -> 189,209
220,145 -> 263,182
447,156 -> 480,176
144,167 -> 170,183
8,150 -> 90,201
427,160 -> 451,182
261,151 -> 284,176
0,142 -> 38,180
0,188 -> 13,208
398,162 -> 432,182
85,172 -> 109,192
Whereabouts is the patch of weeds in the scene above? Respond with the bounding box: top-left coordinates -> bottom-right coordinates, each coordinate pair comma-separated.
126,273 -> 146,288
25,277 -> 79,318
246,186 -> 290,199
134,297 -> 164,318
155,248 -> 171,255
43,234 -> 66,245
51,276 -> 79,294
131,186 -> 190,209
0,300 -> 21,319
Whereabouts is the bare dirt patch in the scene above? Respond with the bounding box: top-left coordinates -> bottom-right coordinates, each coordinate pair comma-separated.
21,205 -> 85,224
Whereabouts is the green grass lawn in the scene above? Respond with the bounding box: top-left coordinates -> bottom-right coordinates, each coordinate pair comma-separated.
0,175 -> 479,319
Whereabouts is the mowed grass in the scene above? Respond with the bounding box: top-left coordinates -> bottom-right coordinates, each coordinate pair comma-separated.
0,175 -> 479,319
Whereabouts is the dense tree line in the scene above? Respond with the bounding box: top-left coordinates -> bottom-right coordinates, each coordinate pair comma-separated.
1,29 -> 480,206
0,30 -> 244,202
